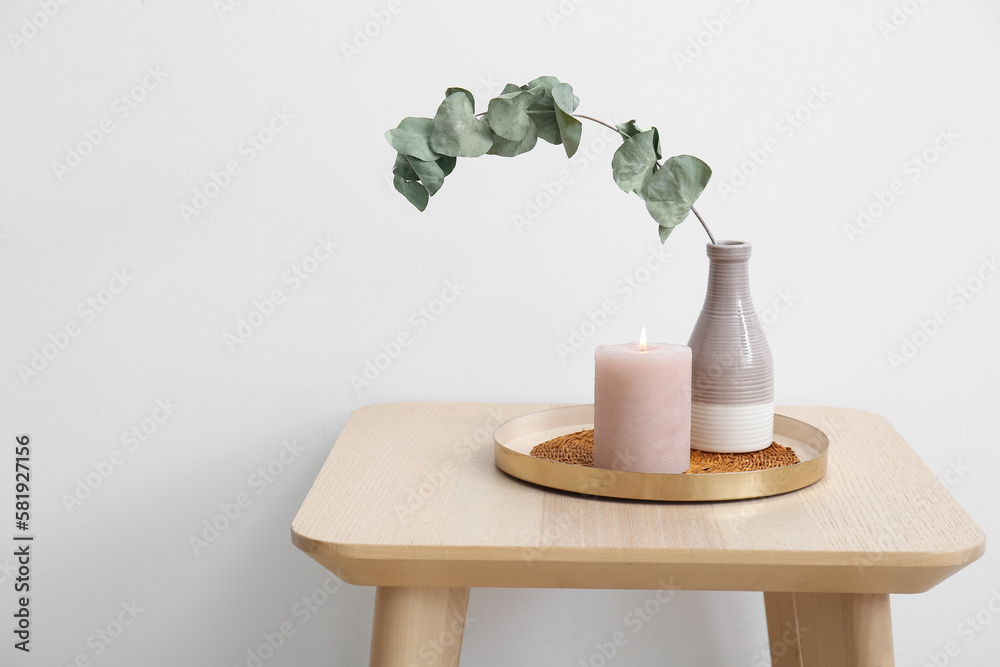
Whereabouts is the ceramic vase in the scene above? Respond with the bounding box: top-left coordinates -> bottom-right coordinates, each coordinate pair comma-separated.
687,241 -> 774,453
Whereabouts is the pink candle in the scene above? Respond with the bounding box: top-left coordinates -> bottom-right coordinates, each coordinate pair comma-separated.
594,333 -> 692,474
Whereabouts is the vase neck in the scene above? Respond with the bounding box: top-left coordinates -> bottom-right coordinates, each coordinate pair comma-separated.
707,240 -> 752,262
705,241 -> 754,304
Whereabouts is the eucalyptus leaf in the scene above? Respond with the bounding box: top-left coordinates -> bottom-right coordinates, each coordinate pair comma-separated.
611,130 -> 657,195
502,85 -> 544,109
500,83 -> 521,95
392,152 -> 418,181
554,108 -> 581,158
524,77 -> 561,143
550,83 -> 576,115
526,75 -> 562,94
615,120 -> 662,158
438,155 -> 457,177
658,225 -> 675,243
430,91 -> 494,158
444,87 -> 475,108
650,126 -> 663,160
643,154 -> 712,231
385,117 -> 439,162
487,97 -> 532,141
488,122 -> 538,157
550,82 -> 582,156
615,120 -> 641,139
404,155 -> 445,196
525,76 -> 562,110
546,83 -> 580,158
527,109 -> 562,144
393,173 -> 429,211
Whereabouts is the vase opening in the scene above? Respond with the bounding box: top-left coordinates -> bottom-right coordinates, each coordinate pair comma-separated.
706,240 -> 752,261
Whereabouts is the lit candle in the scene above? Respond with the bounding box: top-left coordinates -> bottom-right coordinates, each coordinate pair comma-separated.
594,328 -> 692,474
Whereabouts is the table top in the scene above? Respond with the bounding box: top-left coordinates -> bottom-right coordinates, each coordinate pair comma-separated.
291,403 -> 985,594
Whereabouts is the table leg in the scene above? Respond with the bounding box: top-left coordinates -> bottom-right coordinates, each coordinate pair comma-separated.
369,586 -> 470,667
764,592 -> 894,666
763,592 -> 804,666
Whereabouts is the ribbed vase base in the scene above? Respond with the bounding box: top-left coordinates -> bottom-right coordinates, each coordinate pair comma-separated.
691,401 -> 774,453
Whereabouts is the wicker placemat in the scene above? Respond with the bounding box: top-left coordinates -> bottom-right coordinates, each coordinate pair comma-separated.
529,429 -> 800,473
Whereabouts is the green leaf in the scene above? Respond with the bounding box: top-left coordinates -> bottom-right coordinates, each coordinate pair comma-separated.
526,75 -> 562,98
385,117 -> 439,162
444,87 -> 475,108
490,81 -> 545,150
554,109 -> 581,157
528,109 -> 561,144
650,127 -> 663,160
487,97 -> 532,141
658,225 -> 674,243
395,152 -> 449,196
550,82 -> 576,114
523,77 -> 564,144
438,155 -> 457,177
504,85 -> 544,109
404,155 -> 445,196
615,120 -> 641,139
643,155 -> 712,230
527,75 -> 562,89
611,130 -> 658,195
488,122 -> 538,157
430,91 -> 494,158
615,120 -> 662,158
551,83 -> 581,158
393,173 -> 429,211
524,76 -> 568,114
392,152 -> 418,181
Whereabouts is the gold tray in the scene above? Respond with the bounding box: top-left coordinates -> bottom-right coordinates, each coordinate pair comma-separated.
493,405 -> 828,501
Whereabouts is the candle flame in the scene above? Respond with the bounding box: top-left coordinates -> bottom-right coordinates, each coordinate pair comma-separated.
639,326 -> 647,352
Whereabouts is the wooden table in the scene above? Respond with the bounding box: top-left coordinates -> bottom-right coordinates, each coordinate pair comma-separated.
291,403 -> 985,666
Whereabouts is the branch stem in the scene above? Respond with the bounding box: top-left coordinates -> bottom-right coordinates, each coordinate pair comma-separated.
572,113 -> 619,133
690,205 -> 716,244
476,106 -> 719,243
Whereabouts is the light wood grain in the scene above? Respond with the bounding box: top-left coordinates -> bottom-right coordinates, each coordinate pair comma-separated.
793,592 -> 894,666
764,592 -> 804,667
369,586 -> 469,667
292,403 -> 984,593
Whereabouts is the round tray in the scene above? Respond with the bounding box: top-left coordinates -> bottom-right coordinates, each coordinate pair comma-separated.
493,405 -> 828,501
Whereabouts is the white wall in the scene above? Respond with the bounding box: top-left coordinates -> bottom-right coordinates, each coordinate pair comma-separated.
2,1 -> 998,665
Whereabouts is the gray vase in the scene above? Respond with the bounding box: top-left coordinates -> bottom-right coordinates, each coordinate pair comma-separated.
687,241 -> 774,453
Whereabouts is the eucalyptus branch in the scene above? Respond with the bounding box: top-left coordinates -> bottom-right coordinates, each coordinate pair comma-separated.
386,76 -> 717,245
690,206 -> 716,244
574,114 -> 718,244
572,113 -> 618,134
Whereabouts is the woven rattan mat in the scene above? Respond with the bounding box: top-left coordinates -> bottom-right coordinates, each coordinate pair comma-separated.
529,429 -> 799,473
